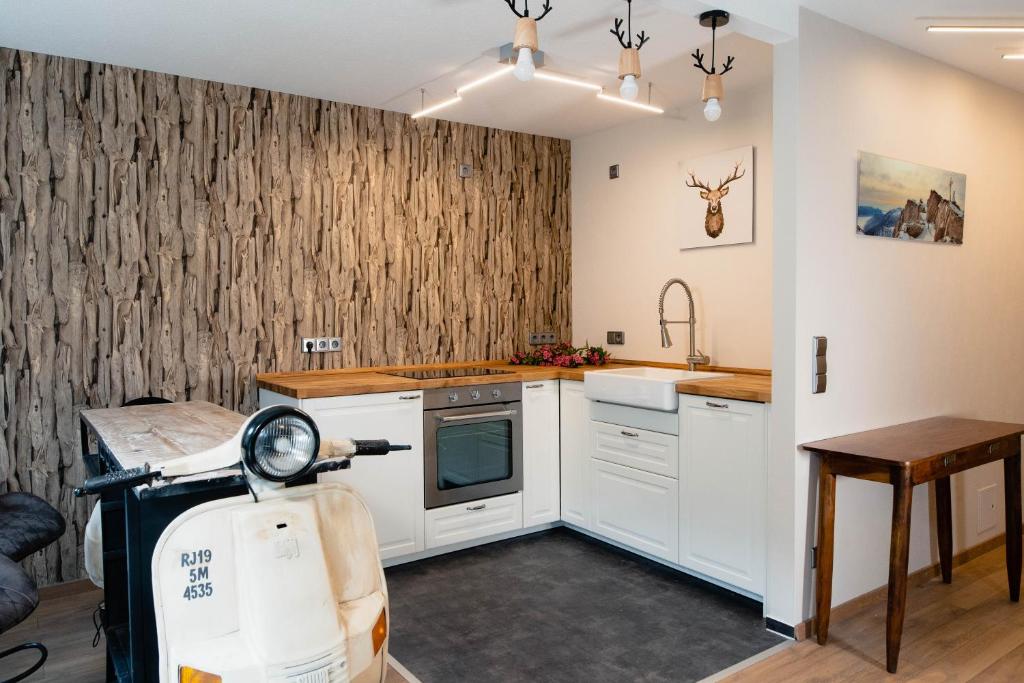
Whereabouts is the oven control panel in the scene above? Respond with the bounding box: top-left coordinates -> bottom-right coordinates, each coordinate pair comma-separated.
424,382 -> 522,410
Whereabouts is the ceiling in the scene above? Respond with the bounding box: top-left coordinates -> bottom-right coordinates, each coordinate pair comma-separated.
0,0 -> 771,139
0,1 -> 1019,139
797,0 -> 1024,95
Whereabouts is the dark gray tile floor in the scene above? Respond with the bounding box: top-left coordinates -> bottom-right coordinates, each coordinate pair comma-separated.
384,528 -> 785,683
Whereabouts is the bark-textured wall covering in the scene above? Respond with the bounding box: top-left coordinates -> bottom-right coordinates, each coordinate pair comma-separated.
0,47 -> 571,585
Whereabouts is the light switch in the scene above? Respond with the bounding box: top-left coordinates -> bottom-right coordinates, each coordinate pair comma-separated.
812,336 -> 827,394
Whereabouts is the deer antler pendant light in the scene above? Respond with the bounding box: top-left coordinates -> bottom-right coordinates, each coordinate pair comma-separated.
692,9 -> 736,121
504,0 -> 554,81
610,0 -> 651,101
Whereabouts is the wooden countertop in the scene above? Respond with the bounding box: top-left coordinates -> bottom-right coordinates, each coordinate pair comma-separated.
257,360 -> 772,403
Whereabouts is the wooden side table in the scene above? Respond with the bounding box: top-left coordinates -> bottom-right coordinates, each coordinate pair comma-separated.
803,417 -> 1024,674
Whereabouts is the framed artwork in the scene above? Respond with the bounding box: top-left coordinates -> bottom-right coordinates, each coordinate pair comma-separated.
857,151 -> 966,244
680,145 -> 754,250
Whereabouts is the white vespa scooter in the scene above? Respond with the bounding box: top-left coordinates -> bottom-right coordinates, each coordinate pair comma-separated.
76,405 -> 409,683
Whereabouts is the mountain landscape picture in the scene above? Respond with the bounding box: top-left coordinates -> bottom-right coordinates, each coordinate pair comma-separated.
857,152 -> 966,244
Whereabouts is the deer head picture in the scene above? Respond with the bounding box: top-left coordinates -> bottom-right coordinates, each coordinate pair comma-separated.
686,161 -> 746,239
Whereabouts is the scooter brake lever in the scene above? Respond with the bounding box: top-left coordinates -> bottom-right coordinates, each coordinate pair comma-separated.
311,459 -> 352,474
74,464 -> 159,497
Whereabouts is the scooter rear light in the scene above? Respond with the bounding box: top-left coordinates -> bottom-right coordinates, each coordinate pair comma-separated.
179,665 -> 222,683
372,608 -> 388,655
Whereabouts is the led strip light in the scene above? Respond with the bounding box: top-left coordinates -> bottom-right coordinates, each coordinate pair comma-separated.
596,92 -> 665,114
1003,54 -> 1024,60
927,25 -> 1024,33
412,68 -> 662,119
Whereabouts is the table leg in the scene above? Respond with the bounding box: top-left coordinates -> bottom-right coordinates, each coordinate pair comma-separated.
935,476 -> 953,584
816,456 -> 837,645
1004,452 -> 1022,602
886,469 -> 913,674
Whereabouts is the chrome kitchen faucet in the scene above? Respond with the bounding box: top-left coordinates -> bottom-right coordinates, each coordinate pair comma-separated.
658,278 -> 710,371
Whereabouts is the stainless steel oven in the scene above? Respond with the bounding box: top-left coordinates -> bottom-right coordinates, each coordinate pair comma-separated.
422,382 -> 523,509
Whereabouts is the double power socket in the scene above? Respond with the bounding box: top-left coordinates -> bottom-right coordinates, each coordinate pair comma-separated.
302,337 -> 343,354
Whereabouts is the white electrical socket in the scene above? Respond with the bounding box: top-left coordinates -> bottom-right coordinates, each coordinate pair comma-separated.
301,336 -> 343,353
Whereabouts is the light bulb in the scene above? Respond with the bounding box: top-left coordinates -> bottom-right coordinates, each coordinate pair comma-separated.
514,47 -> 535,82
703,97 -> 722,122
620,75 -> 639,101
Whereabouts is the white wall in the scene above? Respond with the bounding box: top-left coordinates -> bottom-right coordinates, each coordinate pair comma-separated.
571,84 -> 773,369
771,10 -> 1024,624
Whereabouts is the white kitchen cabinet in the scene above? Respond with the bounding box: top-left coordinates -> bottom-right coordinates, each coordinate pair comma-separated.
559,380 -> 591,529
425,493 -> 523,549
262,390 -> 426,560
522,380 -> 560,526
678,394 -> 766,596
590,458 -> 679,563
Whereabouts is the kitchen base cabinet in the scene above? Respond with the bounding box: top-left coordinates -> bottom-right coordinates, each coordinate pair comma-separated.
259,389 -> 425,560
678,395 -> 766,596
523,381 -> 561,526
425,493 -> 523,549
590,458 -> 679,563
559,381 -> 591,529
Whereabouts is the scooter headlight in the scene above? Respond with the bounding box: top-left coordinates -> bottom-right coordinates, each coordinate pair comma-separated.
241,406 -> 320,482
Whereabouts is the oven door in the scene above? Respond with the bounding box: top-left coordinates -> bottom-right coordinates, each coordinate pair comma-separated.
424,402 -> 524,509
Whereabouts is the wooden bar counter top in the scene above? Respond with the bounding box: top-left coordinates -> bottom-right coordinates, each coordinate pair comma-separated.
256,359 -> 772,403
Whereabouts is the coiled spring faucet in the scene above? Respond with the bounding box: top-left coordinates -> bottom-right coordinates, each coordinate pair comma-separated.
658,278 -> 710,371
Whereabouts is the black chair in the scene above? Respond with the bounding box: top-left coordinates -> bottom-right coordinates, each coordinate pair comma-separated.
0,492 -> 67,682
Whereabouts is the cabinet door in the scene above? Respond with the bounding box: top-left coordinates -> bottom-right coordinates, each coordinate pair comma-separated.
591,459 -> 679,563
301,392 -> 425,560
678,395 -> 766,595
559,381 -> 591,529
522,381 -> 560,526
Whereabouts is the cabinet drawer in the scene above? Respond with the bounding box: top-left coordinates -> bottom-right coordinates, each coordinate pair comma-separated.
591,420 -> 679,478
424,493 -> 523,549
591,459 -> 679,563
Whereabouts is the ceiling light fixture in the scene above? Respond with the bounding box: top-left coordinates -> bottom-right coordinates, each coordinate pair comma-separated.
610,0 -> 652,101
534,71 -> 602,91
1003,53 -> 1024,60
596,92 -> 665,114
457,66 -> 515,95
927,25 -> 1024,33
503,0 -> 554,82
411,90 -> 462,120
692,10 -> 736,122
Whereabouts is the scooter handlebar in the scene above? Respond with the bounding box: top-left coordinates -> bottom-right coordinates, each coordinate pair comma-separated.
74,464 -> 159,497
352,439 -> 413,456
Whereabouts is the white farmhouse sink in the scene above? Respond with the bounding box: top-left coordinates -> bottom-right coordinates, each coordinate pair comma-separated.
584,367 -> 732,412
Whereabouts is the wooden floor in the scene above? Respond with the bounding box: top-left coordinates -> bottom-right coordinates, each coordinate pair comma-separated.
725,544 -> 1024,682
6,545 -> 1024,682
0,584 -> 412,682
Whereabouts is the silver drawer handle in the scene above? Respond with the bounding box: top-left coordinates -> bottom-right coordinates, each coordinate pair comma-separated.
466,503 -> 487,511
621,430 -> 639,438
439,409 -> 517,423
398,395 -> 420,401
706,401 -> 729,409
525,384 -> 545,389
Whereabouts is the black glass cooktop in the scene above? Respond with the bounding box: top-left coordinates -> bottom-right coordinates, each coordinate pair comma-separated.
383,367 -> 516,381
